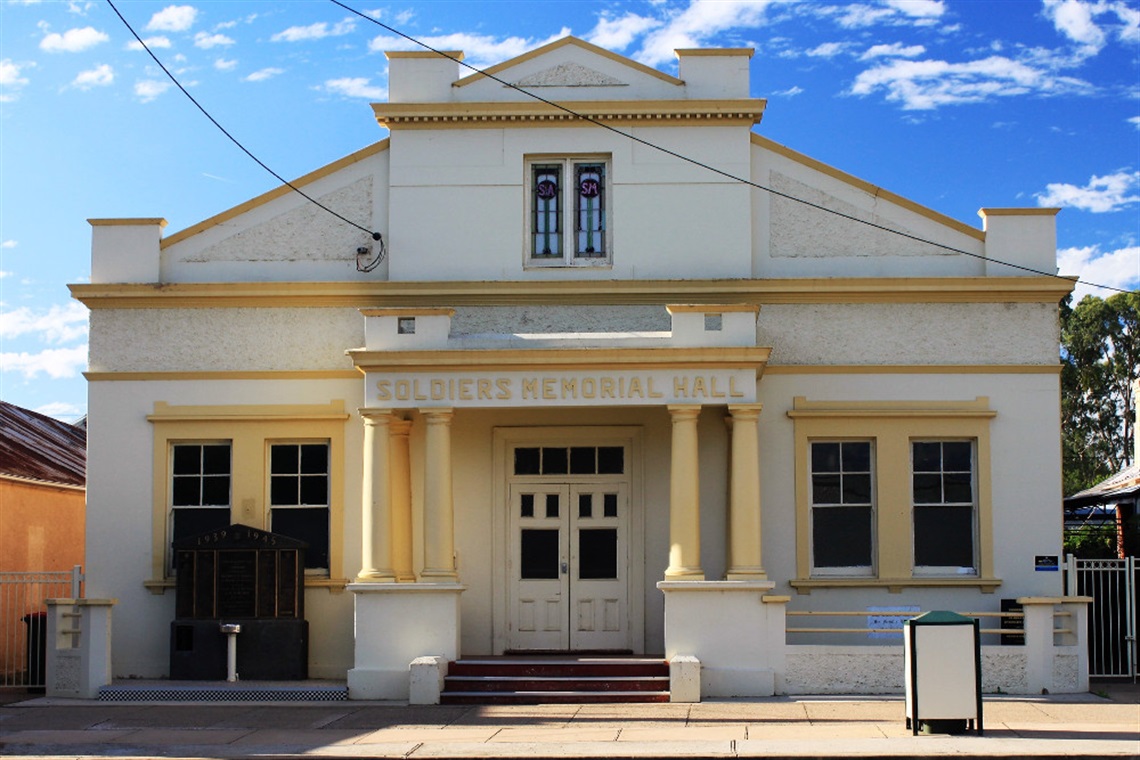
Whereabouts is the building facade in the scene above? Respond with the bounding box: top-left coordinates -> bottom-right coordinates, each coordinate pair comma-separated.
73,38 -> 1077,698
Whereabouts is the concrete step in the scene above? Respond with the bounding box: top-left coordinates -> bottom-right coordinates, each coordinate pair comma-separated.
441,657 -> 670,704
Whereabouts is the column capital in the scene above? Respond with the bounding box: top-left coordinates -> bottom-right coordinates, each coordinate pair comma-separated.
728,403 -> 763,420
360,408 -> 394,425
420,407 -> 454,424
667,404 -> 702,421
390,417 -> 413,437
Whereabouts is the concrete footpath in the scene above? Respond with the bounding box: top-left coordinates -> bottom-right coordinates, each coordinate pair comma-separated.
0,685 -> 1137,759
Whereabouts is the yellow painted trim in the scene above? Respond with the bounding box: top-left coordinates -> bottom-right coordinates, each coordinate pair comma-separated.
675,48 -> 755,58
373,99 -> 765,129
752,133 -> 986,242
70,276 -> 1075,309
979,208 -> 1061,218
159,140 -> 388,249
88,218 -> 167,228
147,401 -> 348,587
360,307 -> 456,318
791,578 -> 1002,593
790,397 -> 995,585
350,346 -> 771,373
766,365 -> 1060,375
386,50 -> 464,60
666,303 -> 760,314
453,36 -> 683,88
0,473 -> 85,492
85,371 -> 360,382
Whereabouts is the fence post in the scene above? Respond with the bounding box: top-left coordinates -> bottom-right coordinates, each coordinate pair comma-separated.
45,598 -> 116,699
1064,554 -> 1077,596
70,566 -> 84,599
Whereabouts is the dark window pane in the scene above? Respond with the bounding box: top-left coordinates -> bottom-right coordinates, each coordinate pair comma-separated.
271,475 -> 297,506
545,493 -> 559,518
579,529 -> 617,579
173,446 -> 200,475
202,445 -> 230,475
842,474 -> 871,504
912,473 -> 942,504
272,507 -> 328,569
271,445 -> 298,474
570,447 -> 595,474
172,477 -> 200,507
514,448 -> 540,475
520,529 -> 559,579
578,493 -> 591,518
811,443 -> 840,473
603,493 -> 618,518
914,506 -> 973,568
300,444 -> 328,474
597,447 -> 624,474
943,473 -> 973,504
299,475 -> 328,505
542,447 -> 568,474
943,442 -> 972,471
812,474 -> 841,505
813,506 -> 872,568
841,442 -> 870,472
173,507 -> 230,544
913,442 -> 941,472
520,493 -> 534,518
200,475 -> 230,506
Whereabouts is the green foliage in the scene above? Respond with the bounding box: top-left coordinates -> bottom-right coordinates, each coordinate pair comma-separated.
1060,292 -> 1139,496
1062,524 -> 1117,559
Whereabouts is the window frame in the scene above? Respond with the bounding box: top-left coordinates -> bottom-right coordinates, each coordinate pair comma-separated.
911,438 -> 978,576
146,401 -> 349,592
808,439 -> 876,577
525,155 -> 612,268
168,441 -> 233,570
788,397 -> 997,592
267,439 -> 332,575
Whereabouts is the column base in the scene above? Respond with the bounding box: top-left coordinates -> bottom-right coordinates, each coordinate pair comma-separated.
663,567 -> 705,581
658,580 -> 784,699
725,568 -> 768,580
349,582 -> 464,701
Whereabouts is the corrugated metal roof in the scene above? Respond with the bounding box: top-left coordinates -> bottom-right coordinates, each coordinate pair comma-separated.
1064,462 -> 1140,507
0,401 -> 86,487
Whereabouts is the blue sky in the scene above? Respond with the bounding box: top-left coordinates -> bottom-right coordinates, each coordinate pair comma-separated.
1,0 -> 1138,422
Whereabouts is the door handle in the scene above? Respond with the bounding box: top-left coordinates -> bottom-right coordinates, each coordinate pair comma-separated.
561,562 -> 568,575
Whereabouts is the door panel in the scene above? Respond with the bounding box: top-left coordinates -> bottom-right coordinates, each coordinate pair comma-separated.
569,485 -> 628,650
510,484 -> 568,650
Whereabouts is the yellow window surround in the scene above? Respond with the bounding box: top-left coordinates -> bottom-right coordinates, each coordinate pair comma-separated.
787,397 -> 999,593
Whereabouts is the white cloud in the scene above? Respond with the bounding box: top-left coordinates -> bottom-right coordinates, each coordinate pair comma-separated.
771,85 -> 804,97
1130,116 -> 1140,129
126,36 -> 172,51
0,346 -> 88,380
0,59 -> 30,101
1058,245 -> 1140,302
194,32 -> 235,49
271,18 -> 356,42
806,41 -> 848,58
634,0 -> 782,66
40,26 -> 108,53
861,42 -> 925,60
0,271 -> 11,279
134,79 -> 171,102
73,63 -> 113,89
367,29 -> 570,70
147,5 -> 197,33
1,240 -> 17,249
35,401 -> 86,422
885,0 -> 946,18
1036,170 -> 1140,213
850,55 -> 1094,109
245,67 -> 283,82
833,1 -> 945,29
1043,0 -> 1106,55
324,77 -> 386,100
0,302 -> 89,344
585,12 -> 661,51
214,58 -> 238,71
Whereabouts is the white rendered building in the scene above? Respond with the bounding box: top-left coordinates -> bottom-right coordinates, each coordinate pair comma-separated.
73,38 -> 1083,700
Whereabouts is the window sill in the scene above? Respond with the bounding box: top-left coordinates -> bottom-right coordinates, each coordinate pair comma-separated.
146,577 -> 350,594
791,577 -> 1002,594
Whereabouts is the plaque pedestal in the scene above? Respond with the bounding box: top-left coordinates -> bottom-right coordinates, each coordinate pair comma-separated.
658,580 -> 786,699
347,583 -> 463,701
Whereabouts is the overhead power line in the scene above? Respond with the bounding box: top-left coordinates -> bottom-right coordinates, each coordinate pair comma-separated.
105,0 -> 384,252
331,0 -> 1134,296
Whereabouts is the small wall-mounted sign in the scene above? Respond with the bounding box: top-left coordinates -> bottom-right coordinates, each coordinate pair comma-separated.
1035,555 -> 1059,571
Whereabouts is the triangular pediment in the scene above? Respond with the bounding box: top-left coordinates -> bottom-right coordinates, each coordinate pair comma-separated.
514,61 -> 627,88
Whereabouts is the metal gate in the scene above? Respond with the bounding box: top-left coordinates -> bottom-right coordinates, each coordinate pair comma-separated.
1065,556 -> 1138,679
0,566 -> 83,689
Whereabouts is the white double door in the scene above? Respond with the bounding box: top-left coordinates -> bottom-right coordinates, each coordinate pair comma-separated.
508,481 -> 630,651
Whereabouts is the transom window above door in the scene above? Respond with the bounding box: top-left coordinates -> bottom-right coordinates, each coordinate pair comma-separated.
527,157 -> 610,267
513,445 -> 624,476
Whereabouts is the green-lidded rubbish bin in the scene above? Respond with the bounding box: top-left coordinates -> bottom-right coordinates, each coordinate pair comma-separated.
904,610 -> 983,735
21,611 -> 47,693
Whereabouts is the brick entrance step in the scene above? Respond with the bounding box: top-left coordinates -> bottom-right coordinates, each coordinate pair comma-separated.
440,657 -> 670,704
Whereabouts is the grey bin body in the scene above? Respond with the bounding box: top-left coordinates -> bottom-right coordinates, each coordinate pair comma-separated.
904,610 -> 983,736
